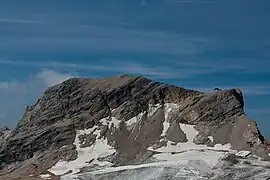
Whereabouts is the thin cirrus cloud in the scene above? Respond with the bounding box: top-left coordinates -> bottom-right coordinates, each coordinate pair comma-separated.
0,18 -> 42,24
50,58 -> 270,74
172,58 -> 270,74
1,58 -> 269,80
0,19 -> 216,55
0,58 -> 258,81
0,60 -> 189,79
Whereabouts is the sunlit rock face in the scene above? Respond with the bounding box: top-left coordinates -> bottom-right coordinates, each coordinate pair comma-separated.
0,75 -> 269,180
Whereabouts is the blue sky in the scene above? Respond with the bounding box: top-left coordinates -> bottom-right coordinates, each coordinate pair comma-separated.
0,0 -> 270,137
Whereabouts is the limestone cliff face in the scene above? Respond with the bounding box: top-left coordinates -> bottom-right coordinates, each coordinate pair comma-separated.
0,75 -> 267,179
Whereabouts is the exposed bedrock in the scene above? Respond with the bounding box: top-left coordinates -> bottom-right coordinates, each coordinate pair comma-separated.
0,75 -> 268,179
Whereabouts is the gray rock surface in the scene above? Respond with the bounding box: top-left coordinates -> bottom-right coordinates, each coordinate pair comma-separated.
0,126 -> 10,139
166,120 -> 188,143
0,75 -> 268,179
193,132 -> 212,146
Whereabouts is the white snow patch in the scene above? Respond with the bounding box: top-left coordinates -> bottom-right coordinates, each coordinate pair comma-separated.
148,104 -> 162,117
148,108 -> 233,168
111,117 -> 121,128
125,104 -> 162,129
126,116 -> 139,127
153,150 -> 226,167
125,112 -> 145,131
269,153 -> 270,157
48,126 -> 116,179
210,143 -> 232,151
188,160 -> 213,174
161,121 -> 170,137
179,123 -> 198,142
60,145 -> 67,149
208,136 -> 214,142
100,118 -> 109,126
89,158 -> 215,176
125,103 -> 179,134
235,150 -> 251,157
161,103 -> 181,136
164,103 -> 180,120
149,121 -> 232,153
100,117 -> 121,129
89,161 -> 194,175
40,174 -> 51,179
148,140 -> 232,169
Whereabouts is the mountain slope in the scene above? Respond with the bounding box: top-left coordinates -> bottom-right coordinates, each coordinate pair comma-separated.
0,75 -> 269,180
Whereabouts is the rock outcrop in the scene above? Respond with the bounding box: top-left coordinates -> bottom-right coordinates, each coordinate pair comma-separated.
0,126 -> 11,149
0,75 -> 268,179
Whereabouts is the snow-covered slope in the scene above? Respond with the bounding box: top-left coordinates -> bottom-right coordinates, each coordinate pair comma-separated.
46,103 -> 270,180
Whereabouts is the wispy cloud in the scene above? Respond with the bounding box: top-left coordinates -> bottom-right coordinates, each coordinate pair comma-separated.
171,58 -> 270,74
0,18 -> 42,24
1,58 -> 269,81
1,58 -> 249,80
0,69 -> 73,127
36,69 -> 73,86
0,20 -> 216,55
0,60 -> 183,79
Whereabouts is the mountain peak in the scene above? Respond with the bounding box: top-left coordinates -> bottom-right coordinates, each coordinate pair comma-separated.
0,75 -> 269,179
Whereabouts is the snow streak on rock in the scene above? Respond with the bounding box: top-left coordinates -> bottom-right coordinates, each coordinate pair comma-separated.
49,126 -> 116,179
39,174 -> 51,179
148,104 -> 233,169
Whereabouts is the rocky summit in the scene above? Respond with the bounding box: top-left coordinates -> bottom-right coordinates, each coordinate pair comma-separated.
0,75 -> 270,180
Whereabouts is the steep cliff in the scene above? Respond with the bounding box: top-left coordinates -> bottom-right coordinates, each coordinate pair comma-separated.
0,75 -> 269,180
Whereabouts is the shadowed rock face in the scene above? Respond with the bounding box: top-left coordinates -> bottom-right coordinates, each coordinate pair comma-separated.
111,106 -> 166,166
0,126 -> 10,138
0,75 -> 267,179
166,120 -> 188,143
